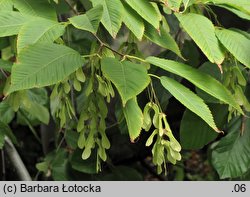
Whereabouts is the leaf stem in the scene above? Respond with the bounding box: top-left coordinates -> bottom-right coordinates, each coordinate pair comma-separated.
81,53 -> 101,59
124,55 -> 146,63
148,73 -> 160,80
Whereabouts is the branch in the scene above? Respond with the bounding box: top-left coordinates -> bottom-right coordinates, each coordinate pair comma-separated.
4,137 -> 32,181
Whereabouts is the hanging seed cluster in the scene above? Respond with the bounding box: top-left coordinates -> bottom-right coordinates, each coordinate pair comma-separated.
76,61 -> 114,172
143,102 -> 182,174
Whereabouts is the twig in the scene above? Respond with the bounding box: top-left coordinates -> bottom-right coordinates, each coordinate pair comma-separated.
1,150 -> 6,180
92,34 -> 125,57
4,136 -> 32,181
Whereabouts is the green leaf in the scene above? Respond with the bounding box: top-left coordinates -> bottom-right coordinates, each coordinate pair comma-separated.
196,62 -> 222,103
101,57 -> 150,105
0,100 -> 15,124
17,18 -> 65,53
176,13 -> 224,65
216,5 -> 250,20
13,0 -> 57,21
125,0 -> 161,29
182,0 -> 196,11
144,22 -> 183,58
65,130 -> 79,149
122,2 -> 144,40
180,104 -> 228,149
0,120 -> 17,146
146,57 -> 242,113
0,37 -> 9,50
212,115 -> 250,179
22,96 -> 50,125
168,0 -> 182,11
160,76 -> 219,132
27,88 -> 48,106
215,28 -> 250,68
69,5 -> 103,34
123,98 -> 143,141
70,149 -> 97,174
90,0 -> 123,38
50,149 -> 70,181
0,59 -> 12,72
36,161 -> 49,173
9,43 -> 84,93
0,11 -> 32,37
0,0 -> 14,11
207,0 -> 250,15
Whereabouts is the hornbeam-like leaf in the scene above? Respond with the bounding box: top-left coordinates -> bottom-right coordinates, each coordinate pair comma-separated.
0,59 -> 12,72
216,5 -> 250,20
0,11 -> 32,37
180,104 -> 228,149
13,0 -> 57,21
123,98 -> 143,141
146,57 -> 242,113
182,0 -> 196,11
144,22 -> 183,58
122,2 -> 144,40
8,43 -> 84,94
215,28 -> 250,68
17,18 -> 66,53
0,100 -> 14,124
160,76 -> 219,132
101,57 -> 150,105
168,0 -> 182,11
125,0 -> 161,29
212,115 -> 250,179
90,0 -> 123,38
0,0 -> 13,11
205,0 -> 250,15
176,13 -> 224,65
69,5 -> 103,34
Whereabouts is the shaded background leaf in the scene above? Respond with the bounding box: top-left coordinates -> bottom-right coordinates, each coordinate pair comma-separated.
212,115 -> 250,179
180,104 -> 228,149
